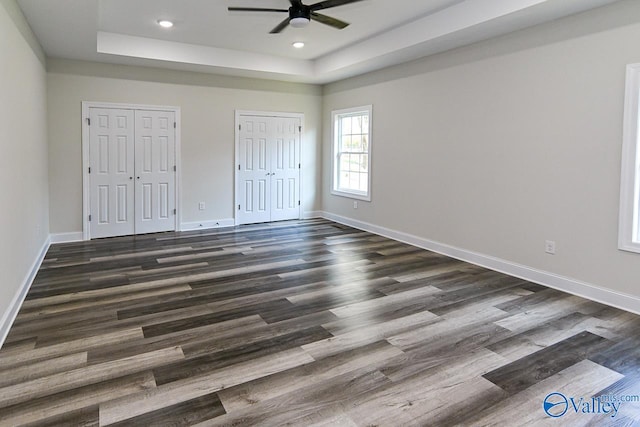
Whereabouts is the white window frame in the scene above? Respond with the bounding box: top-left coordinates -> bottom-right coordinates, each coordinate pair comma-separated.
619,64 -> 640,253
331,105 -> 373,201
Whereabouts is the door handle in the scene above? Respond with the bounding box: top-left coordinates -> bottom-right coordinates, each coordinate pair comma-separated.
129,177 -> 133,180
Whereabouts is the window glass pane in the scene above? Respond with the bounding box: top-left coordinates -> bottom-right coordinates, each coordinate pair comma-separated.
362,135 -> 368,152
348,154 -> 357,173
340,154 -> 350,174
350,135 -> 360,151
341,116 -> 352,135
352,115 -> 363,134
349,172 -> 360,190
360,172 -> 368,192
351,135 -> 361,152
342,135 -> 352,151
351,154 -> 359,173
359,154 -> 368,173
362,115 -> 369,135
340,171 -> 350,190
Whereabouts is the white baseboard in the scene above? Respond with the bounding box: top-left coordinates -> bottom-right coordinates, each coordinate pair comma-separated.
321,211 -> 640,316
51,222 -> 240,240
181,219 -> 235,232
303,211 -> 324,219
0,236 -> 50,349
50,232 -> 84,244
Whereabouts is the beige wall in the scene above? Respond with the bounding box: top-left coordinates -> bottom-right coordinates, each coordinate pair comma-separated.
0,0 -> 49,331
322,0 -> 640,299
47,60 -> 323,233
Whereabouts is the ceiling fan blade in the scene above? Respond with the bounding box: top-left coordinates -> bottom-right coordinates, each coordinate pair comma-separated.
309,0 -> 366,11
310,12 -> 349,29
289,0 -> 304,6
228,7 -> 288,12
270,17 -> 291,34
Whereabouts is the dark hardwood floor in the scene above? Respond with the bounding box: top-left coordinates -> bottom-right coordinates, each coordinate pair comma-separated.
1,219 -> 639,426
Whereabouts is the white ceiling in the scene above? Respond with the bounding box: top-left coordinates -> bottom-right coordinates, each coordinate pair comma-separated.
17,0 -> 621,84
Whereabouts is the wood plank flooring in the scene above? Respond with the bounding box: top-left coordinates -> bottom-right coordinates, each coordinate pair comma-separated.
1,219 -> 639,426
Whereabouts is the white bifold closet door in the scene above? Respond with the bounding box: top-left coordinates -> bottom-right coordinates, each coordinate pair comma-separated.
89,107 -> 176,238
134,110 -> 176,235
237,115 -> 301,225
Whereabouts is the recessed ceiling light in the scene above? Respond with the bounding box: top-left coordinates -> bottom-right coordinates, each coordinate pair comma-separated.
157,20 -> 174,28
292,42 -> 305,49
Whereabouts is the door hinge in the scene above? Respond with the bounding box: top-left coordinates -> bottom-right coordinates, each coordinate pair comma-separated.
87,118 -> 91,126
173,165 -> 177,172
299,126 -> 302,132
239,124 -> 241,131
173,209 -> 177,215
238,164 -> 241,171
174,122 -> 176,129
298,163 -> 301,169
238,204 -> 241,211
88,214 -> 92,222
88,166 -> 91,174
298,200 -> 301,206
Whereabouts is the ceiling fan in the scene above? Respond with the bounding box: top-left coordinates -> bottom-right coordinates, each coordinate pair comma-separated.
228,0 -> 365,34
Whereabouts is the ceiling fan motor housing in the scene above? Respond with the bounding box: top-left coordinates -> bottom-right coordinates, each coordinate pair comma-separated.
289,4 -> 311,27
290,4 -> 311,20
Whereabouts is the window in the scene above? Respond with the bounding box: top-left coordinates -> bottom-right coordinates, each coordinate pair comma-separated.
619,64 -> 640,253
332,105 -> 372,201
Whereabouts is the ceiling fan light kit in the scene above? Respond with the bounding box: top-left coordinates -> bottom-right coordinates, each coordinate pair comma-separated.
228,0 -> 365,34
290,17 -> 310,28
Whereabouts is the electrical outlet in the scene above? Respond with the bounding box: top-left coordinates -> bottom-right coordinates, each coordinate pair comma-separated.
545,240 -> 556,255
353,201 -> 358,209
199,202 -> 205,210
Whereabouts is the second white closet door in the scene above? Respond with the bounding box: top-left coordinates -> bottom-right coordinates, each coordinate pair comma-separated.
270,117 -> 300,222
237,115 -> 300,225
134,110 -> 176,234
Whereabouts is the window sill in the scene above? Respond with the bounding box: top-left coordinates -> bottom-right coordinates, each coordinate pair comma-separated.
331,189 -> 371,202
618,242 -> 640,254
